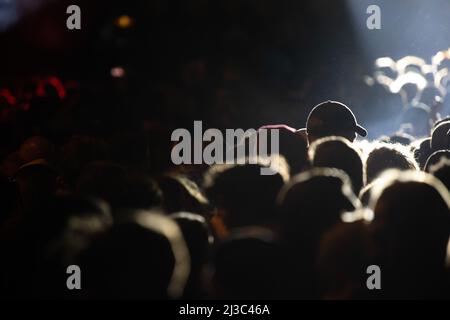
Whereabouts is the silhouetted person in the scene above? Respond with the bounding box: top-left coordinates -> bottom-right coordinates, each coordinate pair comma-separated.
425,150 -> 450,172
309,136 -> 365,194
304,100 -> 367,145
382,132 -> 414,146
76,161 -> 161,216
209,228 -> 285,299
79,211 -> 190,299
18,136 -> 56,167
258,124 -> 309,174
204,160 -> 288,233
429,158 -> 450,192
413,137 -> 432,170
369,170 -> 450,299
401,103 -> 431,138
317,221 -> 374,299
158,175 -> 210,216
418,86 -> 444,120
365,142 -> 418,183
0,194 -> 112,299
277,168 -> 360,298
431,120 -> 450,152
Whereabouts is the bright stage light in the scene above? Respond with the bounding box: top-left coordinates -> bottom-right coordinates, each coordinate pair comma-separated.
111,66 -> 125,78
115,15 -> 134,29
396,56 -> 426,75
389,72 -> 427,94
375,57 -> 396,69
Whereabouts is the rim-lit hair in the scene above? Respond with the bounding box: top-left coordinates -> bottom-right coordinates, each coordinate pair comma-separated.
368,169 -> 450,211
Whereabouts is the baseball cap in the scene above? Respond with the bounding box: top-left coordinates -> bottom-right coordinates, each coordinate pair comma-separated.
306,100 -> 367,138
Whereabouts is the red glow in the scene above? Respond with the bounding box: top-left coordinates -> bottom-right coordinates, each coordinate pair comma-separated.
47,76 -> 67,99
0,88 -> 17,106
35,76 -> 67,100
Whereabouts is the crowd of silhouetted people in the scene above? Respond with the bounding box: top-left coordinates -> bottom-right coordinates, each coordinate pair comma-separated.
1,79 -> 450,300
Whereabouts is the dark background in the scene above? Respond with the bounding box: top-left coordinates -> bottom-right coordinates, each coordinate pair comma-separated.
1,0 -> 450,139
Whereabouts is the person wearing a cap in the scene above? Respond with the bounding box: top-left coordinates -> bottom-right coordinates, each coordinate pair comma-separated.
303,100 -> 367,145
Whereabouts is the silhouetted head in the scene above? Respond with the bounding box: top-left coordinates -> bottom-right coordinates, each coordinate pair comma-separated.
433,116 -> 450,130
158,175 -> 210,216
79,211 -> 190,299
412,137 -> 432,170
317,221 -> 374,299
258,124 -> 309,174
365,142 -> 418,183
77,161 -> 161,213
425,150 -> 450,172
369,170 -> 450,276
204,159 -> 288,230
401,103 -> 431,137
4,194 -> 112,299
305,101 -> 367,144
418,86 -> 444,111
384,132 -> 414,146
210,228 -> 284,299
277,168 -> 360,244
429,157 -> 450,192
309,136 -> 364,193
431,120 -> 450,151
34,194 -> 112,244
400,83 -> 419,105
19,136 -> 56,166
